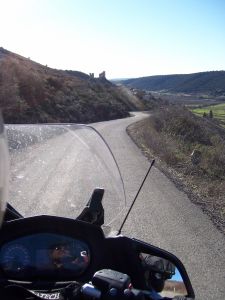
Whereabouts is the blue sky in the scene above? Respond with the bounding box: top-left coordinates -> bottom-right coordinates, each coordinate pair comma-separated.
0,0 -> 225,78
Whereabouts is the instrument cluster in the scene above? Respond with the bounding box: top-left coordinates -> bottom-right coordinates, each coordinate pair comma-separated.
0,233 -> 90,280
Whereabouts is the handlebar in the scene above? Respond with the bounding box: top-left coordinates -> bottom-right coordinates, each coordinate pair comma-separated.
0,269 -> 186,300
80,269 -> 182,300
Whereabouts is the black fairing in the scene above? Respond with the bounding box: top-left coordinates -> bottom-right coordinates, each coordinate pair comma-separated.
4,203 -> 23,221
0,215 -> 195,299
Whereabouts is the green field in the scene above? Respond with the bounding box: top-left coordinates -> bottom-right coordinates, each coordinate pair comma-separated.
192,103 -> 225,127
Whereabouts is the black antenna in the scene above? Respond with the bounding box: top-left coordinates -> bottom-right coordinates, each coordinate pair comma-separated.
117,159 -> 155,235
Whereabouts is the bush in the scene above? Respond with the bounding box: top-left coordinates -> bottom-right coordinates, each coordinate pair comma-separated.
200,143 -> 225,179
156,107 -> 211,145
140,105 -> 225,179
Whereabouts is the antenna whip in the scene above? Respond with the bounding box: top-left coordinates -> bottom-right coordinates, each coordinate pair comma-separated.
117,159 -> 155,235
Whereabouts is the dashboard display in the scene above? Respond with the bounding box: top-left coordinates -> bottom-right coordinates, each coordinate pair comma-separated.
0,233 -> 90,280
0,244 -> 31,273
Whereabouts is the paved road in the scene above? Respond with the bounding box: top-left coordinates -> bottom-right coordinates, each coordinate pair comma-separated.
93,112 -> 225,300
8,124 -> 125,222
8,113 -> 225,299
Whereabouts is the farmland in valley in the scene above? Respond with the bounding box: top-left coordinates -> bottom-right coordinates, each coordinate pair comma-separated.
192,103 -> 225,127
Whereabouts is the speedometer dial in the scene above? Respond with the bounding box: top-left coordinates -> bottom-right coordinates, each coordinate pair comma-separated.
0,244 -> 31,273
0,233 -> 90,280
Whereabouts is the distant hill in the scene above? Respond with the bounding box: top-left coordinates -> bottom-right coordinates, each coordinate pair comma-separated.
120,71 -> 225,95
0,47 -> 144,123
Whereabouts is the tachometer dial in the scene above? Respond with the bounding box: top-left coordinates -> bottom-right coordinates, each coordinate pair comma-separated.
1,244 -> 31,273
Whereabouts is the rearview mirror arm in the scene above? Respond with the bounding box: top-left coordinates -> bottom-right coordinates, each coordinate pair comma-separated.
76,188 -> 104,226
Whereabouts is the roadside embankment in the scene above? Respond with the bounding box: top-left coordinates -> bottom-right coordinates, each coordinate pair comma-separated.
127,106 -> 225,234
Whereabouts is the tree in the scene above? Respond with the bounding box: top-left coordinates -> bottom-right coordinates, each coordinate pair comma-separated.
209,110 -> 213,118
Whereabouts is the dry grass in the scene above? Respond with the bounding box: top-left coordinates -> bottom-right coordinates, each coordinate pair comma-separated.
127,106 -> 225,234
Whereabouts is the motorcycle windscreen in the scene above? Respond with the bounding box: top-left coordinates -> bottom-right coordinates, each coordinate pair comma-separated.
7,124 -> 126,231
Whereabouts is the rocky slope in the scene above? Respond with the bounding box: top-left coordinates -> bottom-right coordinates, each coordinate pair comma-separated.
0,47 -> 143,123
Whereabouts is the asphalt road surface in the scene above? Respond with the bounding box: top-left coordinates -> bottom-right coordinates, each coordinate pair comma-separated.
7,112 -> 225,300
93,112 -> 225,300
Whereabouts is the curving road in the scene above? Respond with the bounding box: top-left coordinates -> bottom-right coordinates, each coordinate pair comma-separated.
7,112 -> 225,300
93,112 -> 225,300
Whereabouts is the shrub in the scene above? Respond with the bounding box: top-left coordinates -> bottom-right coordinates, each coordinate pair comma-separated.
140,105 -> 225,179
151,106 -> 211,145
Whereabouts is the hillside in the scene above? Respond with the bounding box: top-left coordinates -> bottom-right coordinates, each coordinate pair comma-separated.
120,71 -> 225,95
127,106 -> 225,233
0,47 -> 143,123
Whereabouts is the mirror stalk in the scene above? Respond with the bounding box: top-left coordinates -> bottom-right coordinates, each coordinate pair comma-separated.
76,188 -> 104,226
